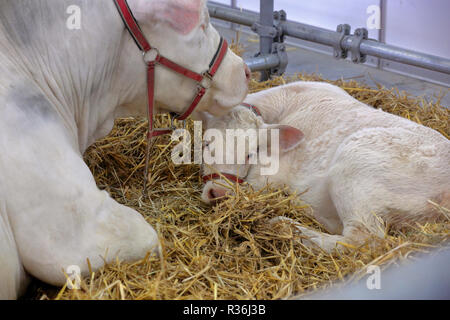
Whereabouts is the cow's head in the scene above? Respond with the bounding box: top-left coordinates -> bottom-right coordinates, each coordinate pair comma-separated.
117,0 -> 250,118
199,107 -> 304,205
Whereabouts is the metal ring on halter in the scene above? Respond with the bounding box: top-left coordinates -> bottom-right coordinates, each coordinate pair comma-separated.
199,71 -> 213,89
143,48 -> 160,64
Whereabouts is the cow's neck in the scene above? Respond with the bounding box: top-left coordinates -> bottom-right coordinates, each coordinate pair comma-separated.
0,1 -> 156,154
0,1 -> 130,153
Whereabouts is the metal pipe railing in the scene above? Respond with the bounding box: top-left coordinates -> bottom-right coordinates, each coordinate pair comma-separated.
208,2 -> 450,75
209,2 -> 255,28
245,54 -> 280,72
355,39 -> 450,74
259,0 -> 274,80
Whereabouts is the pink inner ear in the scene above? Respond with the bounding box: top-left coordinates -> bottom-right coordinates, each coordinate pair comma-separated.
278,125 -> 304,151
162,0 -> 202,35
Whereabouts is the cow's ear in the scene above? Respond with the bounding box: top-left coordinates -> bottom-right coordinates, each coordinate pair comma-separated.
128,0 -> 202,35
264,124 -> 304,152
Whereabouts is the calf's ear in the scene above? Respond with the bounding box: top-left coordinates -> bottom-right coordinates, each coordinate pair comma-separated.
264,124 -> 304,152
127,0 -> 202,35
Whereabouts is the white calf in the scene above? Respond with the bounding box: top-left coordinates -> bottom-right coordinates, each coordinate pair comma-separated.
201,82 -> 450,252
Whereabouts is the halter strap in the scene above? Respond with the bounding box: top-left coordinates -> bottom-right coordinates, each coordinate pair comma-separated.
202,173 -> 245,184
114,0 -> 228,133
240,102 -> 262,117
114,0 -> 151,52
114,0 -> 229,195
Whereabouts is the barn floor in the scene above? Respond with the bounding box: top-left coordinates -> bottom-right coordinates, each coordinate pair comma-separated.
214,24 -> 450,106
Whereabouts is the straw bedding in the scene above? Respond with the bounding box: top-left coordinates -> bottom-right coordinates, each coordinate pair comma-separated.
30,61 -> 449,300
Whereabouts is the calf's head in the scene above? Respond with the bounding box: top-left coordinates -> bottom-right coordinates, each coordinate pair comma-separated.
200,106 -> 304,204
118,0 -> 250,117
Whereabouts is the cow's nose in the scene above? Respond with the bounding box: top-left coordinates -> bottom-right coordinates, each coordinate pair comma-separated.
208,187 -> 227,202
244,64 -> 251,82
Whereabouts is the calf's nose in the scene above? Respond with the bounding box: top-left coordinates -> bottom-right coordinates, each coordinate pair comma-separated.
208,187 -> 227,202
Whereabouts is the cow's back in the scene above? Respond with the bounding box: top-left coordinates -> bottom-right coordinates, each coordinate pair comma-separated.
266,82 -> 443,141
252,81 -> 446,157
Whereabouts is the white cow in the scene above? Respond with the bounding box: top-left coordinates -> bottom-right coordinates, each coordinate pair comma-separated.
0,0 -> 249,299
201,81 -> 450,252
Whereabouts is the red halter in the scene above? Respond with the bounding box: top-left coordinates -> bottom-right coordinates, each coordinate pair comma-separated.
114,0 -> 229,194
202,172 -> 245,184
201,103 -> 262,185
114,0 -> 228,138
240,102 -> 262,117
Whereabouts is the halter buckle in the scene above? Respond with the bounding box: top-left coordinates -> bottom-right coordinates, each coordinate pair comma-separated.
199,71 -> 213,89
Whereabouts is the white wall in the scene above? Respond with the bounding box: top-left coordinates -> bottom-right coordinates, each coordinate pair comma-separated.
384,0 -> 450,58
